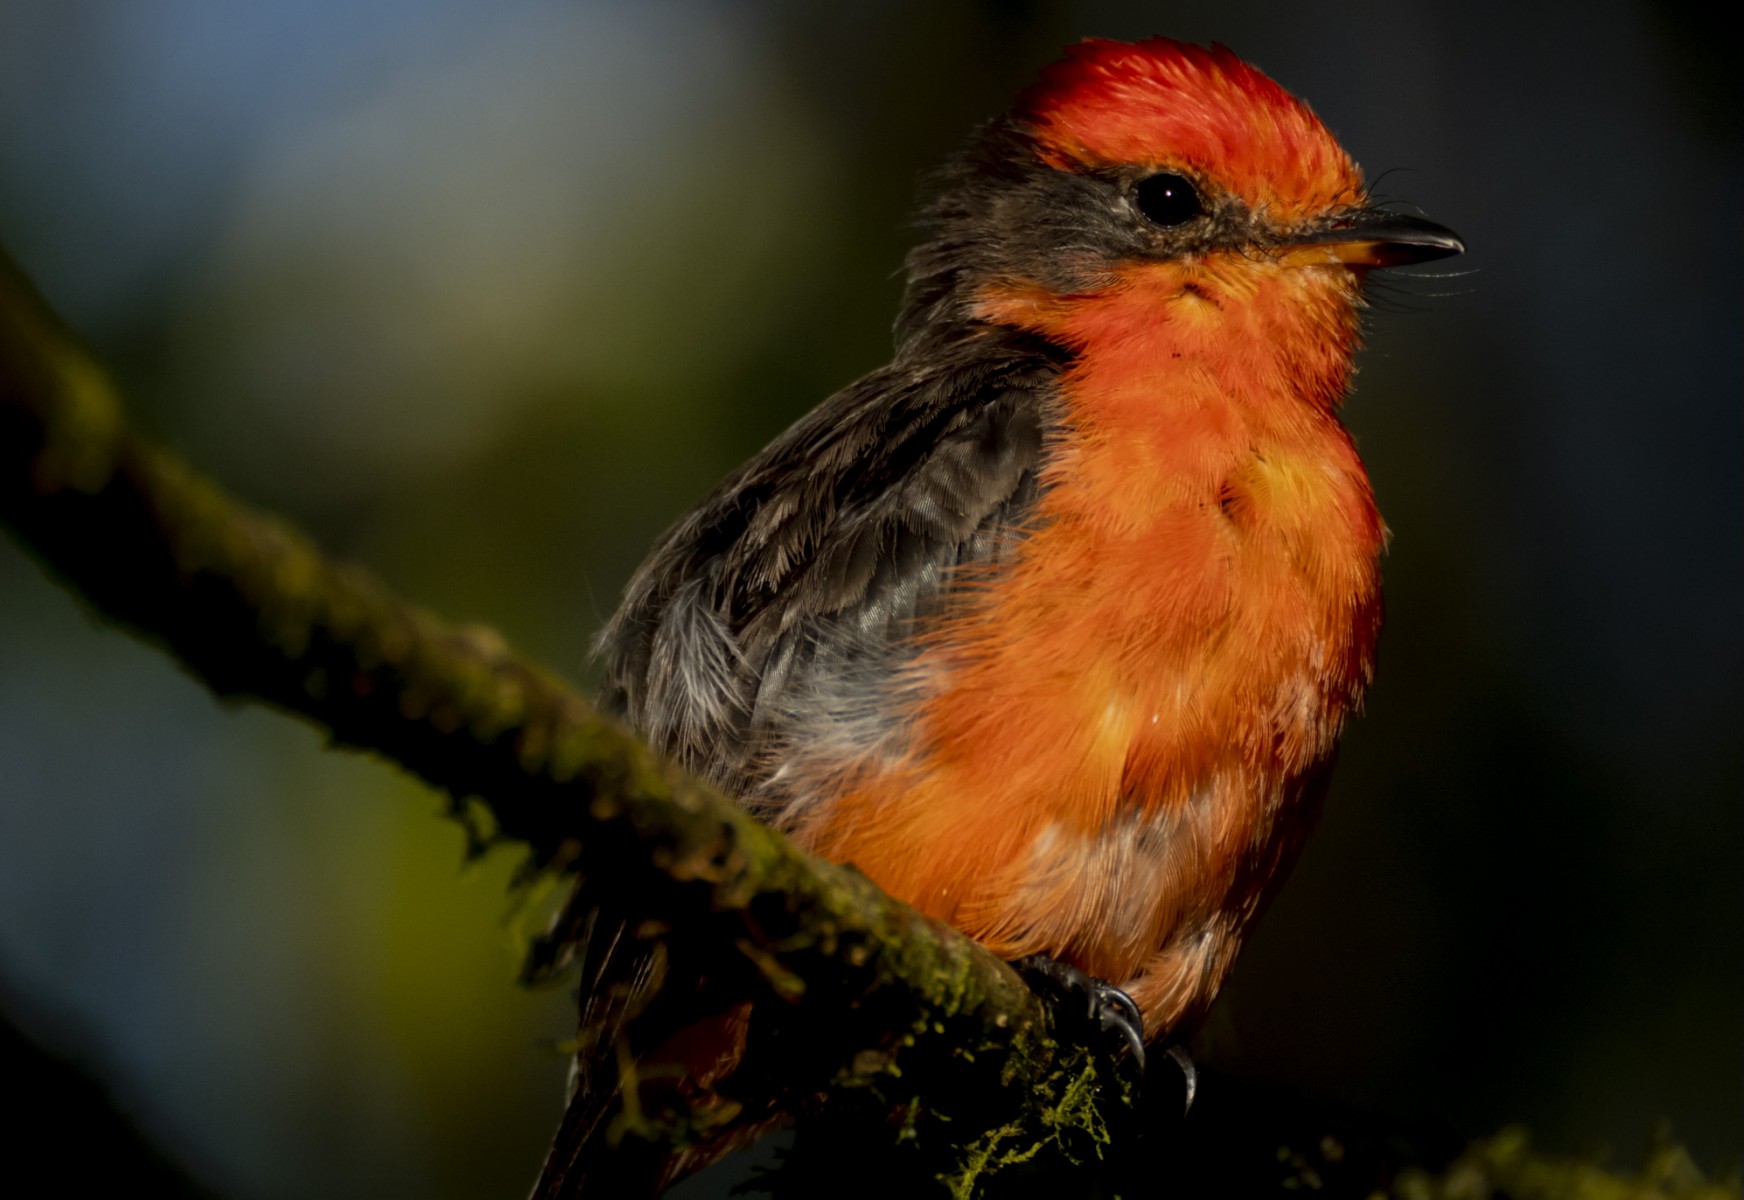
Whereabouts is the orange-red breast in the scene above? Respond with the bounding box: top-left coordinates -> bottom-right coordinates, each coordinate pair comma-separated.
539,34 -> 1460,1193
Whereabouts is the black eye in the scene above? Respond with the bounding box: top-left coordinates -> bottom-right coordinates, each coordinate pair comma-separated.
1134,173 -> 1203,227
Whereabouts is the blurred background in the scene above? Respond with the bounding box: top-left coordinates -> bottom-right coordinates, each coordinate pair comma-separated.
0,1 -> 1737,1196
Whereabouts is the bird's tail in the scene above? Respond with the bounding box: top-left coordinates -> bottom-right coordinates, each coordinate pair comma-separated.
525,902 -> 782,1197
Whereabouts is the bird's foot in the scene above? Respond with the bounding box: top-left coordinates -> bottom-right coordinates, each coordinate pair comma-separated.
1012,954 -> 1147,1074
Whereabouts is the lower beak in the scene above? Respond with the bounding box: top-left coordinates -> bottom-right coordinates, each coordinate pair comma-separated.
1279,209 -> 1464,269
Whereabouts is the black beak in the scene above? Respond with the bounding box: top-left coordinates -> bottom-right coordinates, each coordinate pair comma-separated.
1281,209 -> 1464,269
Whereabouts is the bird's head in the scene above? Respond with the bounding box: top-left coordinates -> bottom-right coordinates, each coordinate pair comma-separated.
899,37 -> 1461,363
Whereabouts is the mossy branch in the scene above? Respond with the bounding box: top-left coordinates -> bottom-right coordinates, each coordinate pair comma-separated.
0,248 -> 1131,1191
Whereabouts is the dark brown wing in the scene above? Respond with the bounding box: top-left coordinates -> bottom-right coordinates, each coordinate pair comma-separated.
594,329 -> 1064,810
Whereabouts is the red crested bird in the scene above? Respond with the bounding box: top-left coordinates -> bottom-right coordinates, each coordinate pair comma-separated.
532,35 -> 1460,1194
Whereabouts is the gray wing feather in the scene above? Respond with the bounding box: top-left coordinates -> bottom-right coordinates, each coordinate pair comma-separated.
594,338 -> 1060,808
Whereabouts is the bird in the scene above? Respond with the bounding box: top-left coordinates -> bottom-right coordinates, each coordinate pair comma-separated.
533,34 -> 1461,1194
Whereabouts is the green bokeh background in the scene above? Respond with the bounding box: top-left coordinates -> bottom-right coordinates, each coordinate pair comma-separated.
1,2 -> 1737,1196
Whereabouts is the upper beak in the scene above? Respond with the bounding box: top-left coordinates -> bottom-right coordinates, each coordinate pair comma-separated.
1279,209 -> 1464,269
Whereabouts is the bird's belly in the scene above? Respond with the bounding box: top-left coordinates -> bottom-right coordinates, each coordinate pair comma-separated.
796,458 -> 1381,1034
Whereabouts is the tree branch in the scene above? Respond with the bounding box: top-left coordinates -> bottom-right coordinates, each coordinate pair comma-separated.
0,246 -> 1131,1193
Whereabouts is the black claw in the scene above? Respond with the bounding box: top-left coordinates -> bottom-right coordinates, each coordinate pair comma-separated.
1013,955 -> 1148,1074
1164,1043 -> 1198,1114
1100,982 -> 1143,1036
1091,981 -> 1147,1071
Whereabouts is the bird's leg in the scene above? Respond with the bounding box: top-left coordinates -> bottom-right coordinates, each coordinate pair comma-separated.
1012,954 -> 1147,1074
